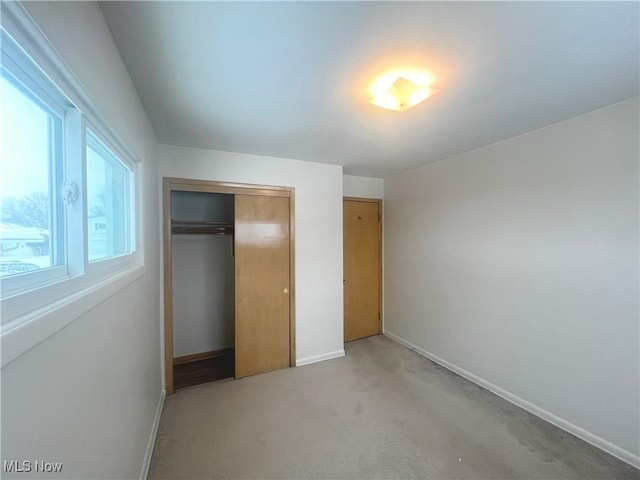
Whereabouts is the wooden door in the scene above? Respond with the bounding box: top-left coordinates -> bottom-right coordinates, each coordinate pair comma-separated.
343,198 -> 381,342
235,195 -> 290,378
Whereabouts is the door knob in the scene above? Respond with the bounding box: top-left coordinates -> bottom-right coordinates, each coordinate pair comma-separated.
283,288 -> 288,294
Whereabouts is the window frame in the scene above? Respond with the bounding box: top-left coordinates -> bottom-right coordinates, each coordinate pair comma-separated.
0,33 -> 71,296
0,19 -> 142,335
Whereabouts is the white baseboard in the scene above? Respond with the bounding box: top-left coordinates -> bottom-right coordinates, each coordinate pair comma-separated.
383,330 -> 640,470
297,349 -> 345,366
139,390 -> 166,480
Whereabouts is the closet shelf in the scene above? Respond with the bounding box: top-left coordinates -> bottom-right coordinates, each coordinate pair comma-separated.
171,220 -> 234,235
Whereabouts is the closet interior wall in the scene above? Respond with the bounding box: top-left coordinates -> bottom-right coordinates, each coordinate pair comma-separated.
171,192 -> 235,383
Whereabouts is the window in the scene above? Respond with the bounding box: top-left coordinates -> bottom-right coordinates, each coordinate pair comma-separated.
0,28 -> 137,312
0,73 -> 64,278
86,131 -> 133,262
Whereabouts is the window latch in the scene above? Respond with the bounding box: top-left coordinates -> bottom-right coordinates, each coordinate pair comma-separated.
62,182 -> 79,205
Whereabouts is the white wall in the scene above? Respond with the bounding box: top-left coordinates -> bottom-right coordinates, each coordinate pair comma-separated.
384,97 -> 640,466
172,235 -> 234,355
1,3 -> 161,479
343,175 -> 384,199
159,145 -> 345,364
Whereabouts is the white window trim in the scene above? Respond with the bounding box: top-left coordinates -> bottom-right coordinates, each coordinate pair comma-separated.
0,1 -> 146,366
1,265 -> 144,367
87,253 -> 136,275
0,266 -> 68,297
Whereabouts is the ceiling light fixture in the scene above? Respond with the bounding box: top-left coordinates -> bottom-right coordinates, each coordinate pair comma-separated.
369,71 -> 438,112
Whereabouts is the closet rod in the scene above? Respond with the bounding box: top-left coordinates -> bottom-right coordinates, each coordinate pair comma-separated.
171,220 -> 234,235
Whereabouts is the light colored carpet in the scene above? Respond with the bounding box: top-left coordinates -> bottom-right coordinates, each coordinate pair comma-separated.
149,335 -> 638,479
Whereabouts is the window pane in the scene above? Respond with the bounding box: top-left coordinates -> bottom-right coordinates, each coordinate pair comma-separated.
0,74 -> 62,278
86,133 -> 132,262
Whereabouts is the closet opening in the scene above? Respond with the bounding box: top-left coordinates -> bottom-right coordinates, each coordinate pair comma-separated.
163,178 -> 296,395
171,191 -> 235,390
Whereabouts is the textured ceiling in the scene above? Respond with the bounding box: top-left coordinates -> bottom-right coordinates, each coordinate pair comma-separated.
100,1 -> 639,177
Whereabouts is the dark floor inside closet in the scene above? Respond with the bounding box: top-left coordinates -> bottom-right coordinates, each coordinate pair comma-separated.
173,349 -> 235,390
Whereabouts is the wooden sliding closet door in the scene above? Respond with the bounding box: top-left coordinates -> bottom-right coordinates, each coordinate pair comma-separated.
235,195 -> 290,378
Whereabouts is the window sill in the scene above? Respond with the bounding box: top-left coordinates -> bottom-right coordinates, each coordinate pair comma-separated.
1,264 -> 144,367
